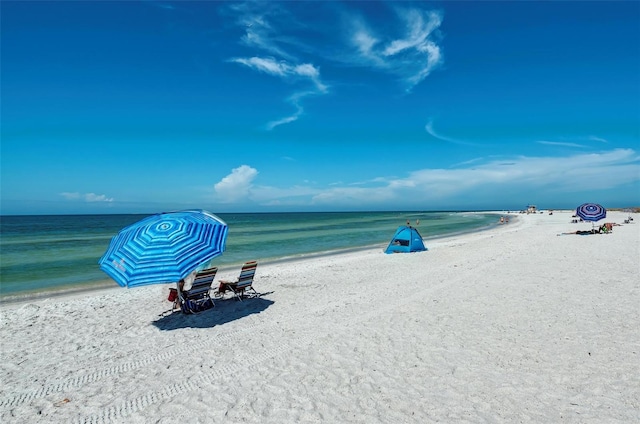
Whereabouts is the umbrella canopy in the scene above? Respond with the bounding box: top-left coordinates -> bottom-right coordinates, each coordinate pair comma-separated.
99,209 -> 228,288
576,203 -> 606,222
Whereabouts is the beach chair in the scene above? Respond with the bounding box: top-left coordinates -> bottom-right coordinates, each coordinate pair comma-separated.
176,267 -> 218,314
216,261 -> 258,301
601,223 -> 614,234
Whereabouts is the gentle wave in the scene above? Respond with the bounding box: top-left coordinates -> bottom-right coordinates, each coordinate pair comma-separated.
0,211 -> 501,297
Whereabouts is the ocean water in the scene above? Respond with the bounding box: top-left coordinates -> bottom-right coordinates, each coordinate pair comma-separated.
0,211 -> 499,299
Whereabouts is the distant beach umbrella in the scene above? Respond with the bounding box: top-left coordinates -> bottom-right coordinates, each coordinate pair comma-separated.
576,203 -> 606,222
99,209 -> 228,288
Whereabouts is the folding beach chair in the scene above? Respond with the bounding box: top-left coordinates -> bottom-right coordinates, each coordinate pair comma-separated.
176,267 -> 218,314
215,261 -> 258,301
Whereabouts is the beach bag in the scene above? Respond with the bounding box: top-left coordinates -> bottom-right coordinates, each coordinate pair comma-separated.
181,300 -> 194,314
167,288 -> 178,302
181,298 -> 214,314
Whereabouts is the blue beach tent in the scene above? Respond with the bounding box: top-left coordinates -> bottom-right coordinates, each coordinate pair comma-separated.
385,226 -> 427,254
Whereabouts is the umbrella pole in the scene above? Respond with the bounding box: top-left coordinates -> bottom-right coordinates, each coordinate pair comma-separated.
175,281 -> 184,311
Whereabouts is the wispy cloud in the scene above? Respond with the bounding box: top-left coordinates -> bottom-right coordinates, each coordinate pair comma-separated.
60,192 -> 114,202
424,119 -> 479,147
60,192 -> 81,200
310,149 -> 640,206
450,157 -> 485,168
229,56 -> 327,130
537,135 -> 613,148
230,57 -> 326,92
231,2 -> 298,62
349,7 -> 443,91
266,114 -> 299,130
230,56 -> 328,129
589,136 -> 608,143
226,2 -> 329,130
536,140 -> 586,148
85,193 -> 114,202
230,56 -> 288,76
226,2 -> 444,128
267,89 -> 323,130
143,0 -> 177,12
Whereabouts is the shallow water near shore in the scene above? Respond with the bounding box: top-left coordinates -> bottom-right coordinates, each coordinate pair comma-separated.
0,211 -> 501,299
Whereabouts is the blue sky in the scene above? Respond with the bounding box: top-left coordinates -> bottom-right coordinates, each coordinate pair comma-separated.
2,1 -> 639,215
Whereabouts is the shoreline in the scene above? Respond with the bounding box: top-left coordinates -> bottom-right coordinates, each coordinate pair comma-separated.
1,210 -> 638,422
0,211 -> 515,306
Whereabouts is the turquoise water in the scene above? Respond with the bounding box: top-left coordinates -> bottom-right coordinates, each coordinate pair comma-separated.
0,211 -> 499,298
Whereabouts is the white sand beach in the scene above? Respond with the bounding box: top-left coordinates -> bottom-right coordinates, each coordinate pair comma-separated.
1,210 -> 638,423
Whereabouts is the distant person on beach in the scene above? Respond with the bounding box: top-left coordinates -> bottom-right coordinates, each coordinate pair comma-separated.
600,223 -> 620,233
500,216 -> 504,224
558,228 -> 602,235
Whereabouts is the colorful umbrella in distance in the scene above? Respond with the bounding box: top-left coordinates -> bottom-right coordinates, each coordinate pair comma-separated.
576,203 -> 607,222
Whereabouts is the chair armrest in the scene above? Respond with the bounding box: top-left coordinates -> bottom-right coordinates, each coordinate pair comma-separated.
216,280 -> 237,294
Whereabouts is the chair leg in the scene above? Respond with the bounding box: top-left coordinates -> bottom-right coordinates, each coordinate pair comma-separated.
214,283 -> 232,299
234,288 -> 244,301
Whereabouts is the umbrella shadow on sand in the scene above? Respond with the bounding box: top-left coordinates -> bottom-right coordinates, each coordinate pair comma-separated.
152,294 -> 275,331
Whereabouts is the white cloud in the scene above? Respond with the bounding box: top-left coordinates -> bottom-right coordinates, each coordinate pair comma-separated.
294,63 -> 318,79
227,3 -> 444,128
353,29 -> 378,58
536,140 -> 586,148
231,56 -> 327,93
231,57 -> 288,76
394,149 -> 638,199
537,136 -> 613,148
249,184 -> 321,205
267,113 -> 299,130
349,8 -> 444,90
266,89 -> 322,130
293,64 -> 327,92
84,193 -> 114,202
60,192 -> 113,202
214,165 -> 259,203
232,2 -> 297,62
231,56 -> 327,129
60,192 -> 81,200
311,186 -> 396,206
212,150 -> 639,209
425,119 -> 480,147
384,149 -> 639,199
383,9 -> 442,56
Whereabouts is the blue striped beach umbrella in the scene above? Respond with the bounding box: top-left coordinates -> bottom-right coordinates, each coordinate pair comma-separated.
576,203 -> 606,222
99,209 -> 228,288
